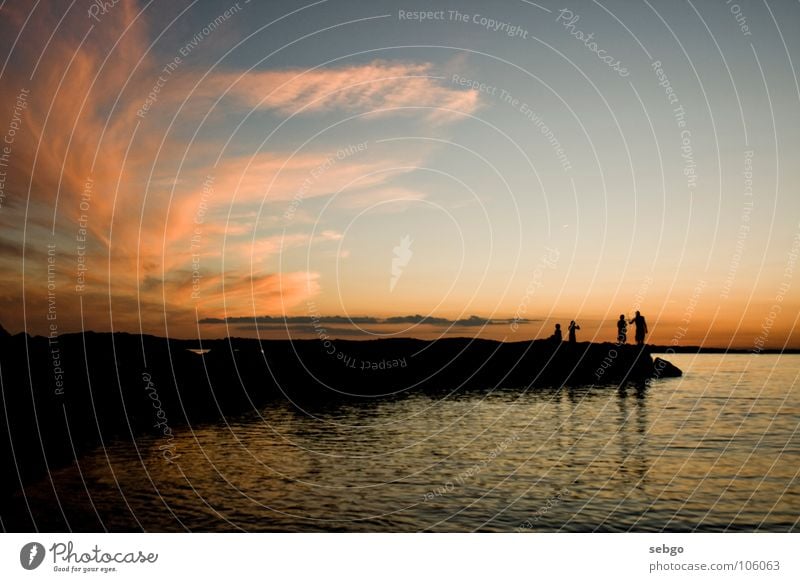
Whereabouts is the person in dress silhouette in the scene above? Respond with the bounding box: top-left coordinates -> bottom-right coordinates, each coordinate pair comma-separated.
629,311 -> 648,346
568,320 -> 580,343
551,323 -> 562,342
617,314 -> 627,344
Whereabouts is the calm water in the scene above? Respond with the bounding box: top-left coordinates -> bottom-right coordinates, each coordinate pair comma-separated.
15,355 -> 800,531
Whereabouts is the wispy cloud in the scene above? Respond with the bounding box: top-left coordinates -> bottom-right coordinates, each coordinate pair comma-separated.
199,314 -> 536,326
0,5 -> 477,335
208,61 -> 480,122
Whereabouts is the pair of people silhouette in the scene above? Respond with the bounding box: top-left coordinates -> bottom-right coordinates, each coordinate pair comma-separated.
618,311 -> 648,346
550,321 -> 581,343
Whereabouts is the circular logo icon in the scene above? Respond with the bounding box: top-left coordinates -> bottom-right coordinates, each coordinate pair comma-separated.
20,542 -> 46,570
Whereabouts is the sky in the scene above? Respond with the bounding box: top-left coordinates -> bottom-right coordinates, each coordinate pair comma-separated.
0,0 -> 798,348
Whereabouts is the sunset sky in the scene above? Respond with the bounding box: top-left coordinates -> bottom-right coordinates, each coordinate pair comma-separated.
0,0 -> 798,348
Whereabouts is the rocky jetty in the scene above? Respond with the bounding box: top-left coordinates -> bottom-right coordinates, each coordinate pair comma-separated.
0,329 -> 680,501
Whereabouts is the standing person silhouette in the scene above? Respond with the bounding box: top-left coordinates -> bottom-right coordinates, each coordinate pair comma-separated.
617,315 -> 627,344
551,323 -> 563,342
629,311 -> 648,346
568,320 -> 580,343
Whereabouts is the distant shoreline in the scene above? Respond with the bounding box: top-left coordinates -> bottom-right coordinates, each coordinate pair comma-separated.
647,345 -> 800,354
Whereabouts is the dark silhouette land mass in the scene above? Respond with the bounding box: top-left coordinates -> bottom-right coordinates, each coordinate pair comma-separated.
0,322 -> 686,529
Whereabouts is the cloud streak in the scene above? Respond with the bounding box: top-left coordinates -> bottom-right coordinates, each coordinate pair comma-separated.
207,60 -> 480,121
199,314 -> 536,326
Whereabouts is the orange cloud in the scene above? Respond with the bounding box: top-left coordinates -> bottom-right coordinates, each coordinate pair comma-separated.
206,61 -> 480,121
0,4 -> 474,336
191,271 -> 321,318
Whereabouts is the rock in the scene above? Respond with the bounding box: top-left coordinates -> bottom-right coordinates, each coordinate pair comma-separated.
653,357 -> 682,378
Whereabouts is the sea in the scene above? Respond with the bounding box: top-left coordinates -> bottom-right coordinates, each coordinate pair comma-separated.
10,354 -> 799,531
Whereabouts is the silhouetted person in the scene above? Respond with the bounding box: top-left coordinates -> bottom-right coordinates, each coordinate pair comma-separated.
617,315 -> 627,344
568,320 -> 580,343
629,311 -> 648,346
551,323 -> 562,342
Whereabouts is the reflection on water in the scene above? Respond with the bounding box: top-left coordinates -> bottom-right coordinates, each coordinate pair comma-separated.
15,355 -> 800,531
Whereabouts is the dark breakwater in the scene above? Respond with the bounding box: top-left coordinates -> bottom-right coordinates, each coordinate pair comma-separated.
0,329 -> 679,503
